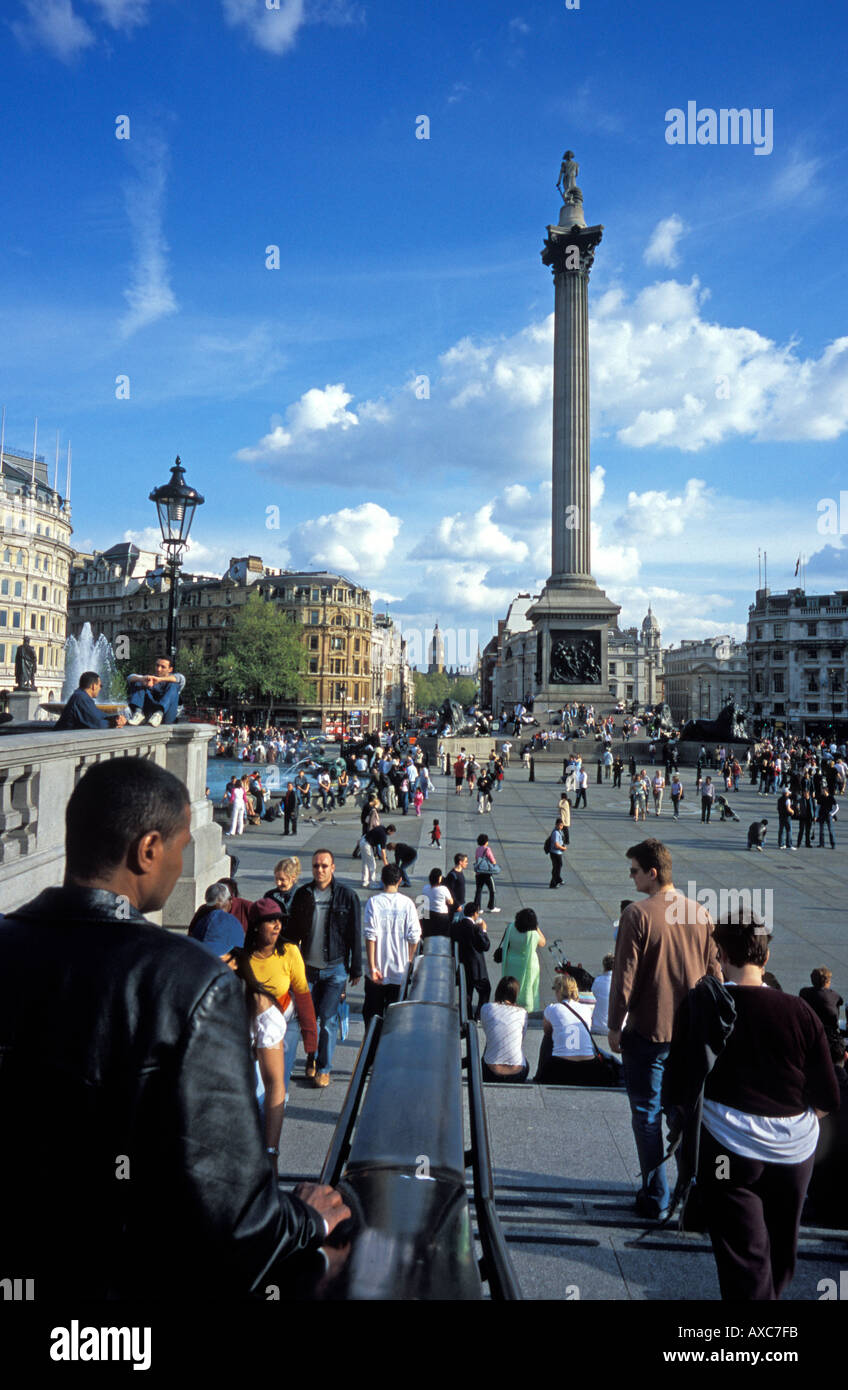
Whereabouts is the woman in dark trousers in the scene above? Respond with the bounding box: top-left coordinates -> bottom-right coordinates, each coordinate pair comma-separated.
667,911 -> 838,1301
472,834 -> 500,913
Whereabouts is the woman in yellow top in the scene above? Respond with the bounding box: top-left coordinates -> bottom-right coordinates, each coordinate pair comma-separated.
227,898 -> 316,1161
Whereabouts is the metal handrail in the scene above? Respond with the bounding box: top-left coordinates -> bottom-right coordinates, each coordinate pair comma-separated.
464,1021 -> 522,1300
319,1014 -> 382,1187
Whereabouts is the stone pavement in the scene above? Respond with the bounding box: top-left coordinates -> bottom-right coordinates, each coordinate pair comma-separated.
219,754 -> 848,1301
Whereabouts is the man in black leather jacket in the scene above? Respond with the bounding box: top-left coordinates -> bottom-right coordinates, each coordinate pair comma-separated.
0,757 -> 348,1300
288,850 -> 362,1087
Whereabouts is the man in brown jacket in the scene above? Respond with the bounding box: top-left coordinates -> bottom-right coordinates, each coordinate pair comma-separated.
608,838 -> 721,1219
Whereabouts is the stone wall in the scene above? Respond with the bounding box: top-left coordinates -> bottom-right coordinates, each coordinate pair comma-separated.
0,723 -> 229,926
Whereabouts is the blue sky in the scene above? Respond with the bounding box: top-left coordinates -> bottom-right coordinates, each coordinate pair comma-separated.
2,0 -> 847,660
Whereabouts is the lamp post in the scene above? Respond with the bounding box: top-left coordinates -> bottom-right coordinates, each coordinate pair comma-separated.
149,457 -> 204,667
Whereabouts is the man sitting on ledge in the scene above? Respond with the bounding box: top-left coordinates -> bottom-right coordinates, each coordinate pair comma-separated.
125,654 -> 185,726
55,670 -> 127,730
0,757 -> 348,1299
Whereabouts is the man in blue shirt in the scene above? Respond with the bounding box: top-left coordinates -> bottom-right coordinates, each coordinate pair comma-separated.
55,672 -> 127,731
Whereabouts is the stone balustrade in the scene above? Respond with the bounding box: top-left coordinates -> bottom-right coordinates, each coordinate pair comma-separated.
0,723 -> 229,926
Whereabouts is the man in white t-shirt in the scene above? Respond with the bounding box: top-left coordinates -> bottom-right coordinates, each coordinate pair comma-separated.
362,864 -> 421,1025
590,953 -> 616,1035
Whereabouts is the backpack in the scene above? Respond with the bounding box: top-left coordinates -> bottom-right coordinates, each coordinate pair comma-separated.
543,834 -> 552,854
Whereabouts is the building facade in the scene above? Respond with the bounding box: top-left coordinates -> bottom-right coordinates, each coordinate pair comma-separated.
747,586 -> 847,735
68,541 -> 163,645
70,551 -> 385,730
608,609 -> 664,710
0,449 -> 73,707
372,613 -> 415,727
663,635 -> 748,725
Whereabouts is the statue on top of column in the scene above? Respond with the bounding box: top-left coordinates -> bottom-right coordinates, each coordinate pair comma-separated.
557,150 -> 579,200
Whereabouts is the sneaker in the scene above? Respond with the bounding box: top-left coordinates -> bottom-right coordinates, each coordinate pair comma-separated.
489,906 -> 501,913
146,711 -> 164,727
126,710 -> 145,726
304,1057 -> 317,1080
315,1072 -> 330,1088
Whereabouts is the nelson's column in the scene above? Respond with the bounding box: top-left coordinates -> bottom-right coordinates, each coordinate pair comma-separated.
527,151 -> 620,706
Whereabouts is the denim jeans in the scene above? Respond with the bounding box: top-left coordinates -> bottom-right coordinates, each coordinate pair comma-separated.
127,680 -> 180,723
307,961 -> 348,1073
620,1029 -> 675,1216
398,851 -> 417,887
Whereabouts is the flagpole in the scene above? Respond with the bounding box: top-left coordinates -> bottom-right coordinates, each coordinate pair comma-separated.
54,431 -> 60,492
0,405 -> 5,478
31,417 -> 38,486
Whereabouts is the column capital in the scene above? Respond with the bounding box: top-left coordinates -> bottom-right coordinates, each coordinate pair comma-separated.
542,222 -> 604,278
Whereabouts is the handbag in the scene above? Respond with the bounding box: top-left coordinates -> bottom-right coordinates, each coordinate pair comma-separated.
560,1000 -> 623,1087
493,922 -> 511,966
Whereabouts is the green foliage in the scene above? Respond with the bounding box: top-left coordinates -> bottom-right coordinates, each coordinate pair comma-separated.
216,590 -> 308,713
414,670 -> 478,712
178,644 -> 216,707
112,639 -> 153,701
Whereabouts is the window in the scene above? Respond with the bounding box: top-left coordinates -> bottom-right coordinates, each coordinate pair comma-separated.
626,663 -> 633,675
773,673 -> 784,692
0,581 -> 7,596
0,610 -> 6,627
0,645 -> 4,662
30,615 -> 37,629
772,649 -> 784,662
808,623 -> 818,636
12,612 -> 21,628
32,584 -> 39,599
354,638 -> 360,653
309,658 -> 318,673
774,625 -> 784,638
331,636 -> 344,651
311,588 -> 320,601
807,673 -> 819,693
609,662 -> 617,675
310,610 -> 319,625
355,613 -> 361,627
756,627 -> 763,639
38,647 -> 44,663
309,635 -> 319,651
39,615 -> 46,631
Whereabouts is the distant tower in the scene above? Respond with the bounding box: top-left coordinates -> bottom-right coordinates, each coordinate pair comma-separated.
428,622 -> 445,674
641,605 -> 662,706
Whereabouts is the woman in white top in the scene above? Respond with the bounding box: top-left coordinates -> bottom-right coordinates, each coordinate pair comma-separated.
226,779 -> 246,836
538,973 -> 612,1086
590,953 -> 615,1035
480,976 -> 529,1082
421,867 -> 454,938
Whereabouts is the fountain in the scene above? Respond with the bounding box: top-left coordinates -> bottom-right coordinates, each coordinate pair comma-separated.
61,624 -> 119,702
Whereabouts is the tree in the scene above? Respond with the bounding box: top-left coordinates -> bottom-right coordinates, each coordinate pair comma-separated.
178,644 -> 216,708
216,590 -> 308,719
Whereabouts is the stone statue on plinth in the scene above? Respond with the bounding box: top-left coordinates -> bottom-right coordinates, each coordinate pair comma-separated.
14,637 -> 37,691
557,150 -> 579,199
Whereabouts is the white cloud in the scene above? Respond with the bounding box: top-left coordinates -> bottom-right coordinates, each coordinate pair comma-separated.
288,502 -> 401,578
410,503 -> 529,565
119,137 -> 178,338
221,0 -> 306,55
87,0 -> 149,28
237,384 -> 358,461
644,214 -> 688,268
616,478 -> 713,541
12,0 -> 95,61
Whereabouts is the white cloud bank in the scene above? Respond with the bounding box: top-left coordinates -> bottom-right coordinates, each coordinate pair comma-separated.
119,138 -> 179,338
644,214 -> 688,268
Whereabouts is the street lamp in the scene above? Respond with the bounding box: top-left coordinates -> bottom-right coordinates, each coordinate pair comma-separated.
149,456 -> 205,667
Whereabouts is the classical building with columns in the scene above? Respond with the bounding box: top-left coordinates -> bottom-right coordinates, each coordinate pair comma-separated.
663,635 -> 748,725
608,609 -> 665,709
0,448 -> 73,707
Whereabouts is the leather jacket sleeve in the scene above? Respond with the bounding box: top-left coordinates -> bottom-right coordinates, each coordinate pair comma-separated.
171,969 -> 325,1289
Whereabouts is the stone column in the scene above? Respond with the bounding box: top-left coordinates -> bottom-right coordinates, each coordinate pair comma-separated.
543,217 -> 603,587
